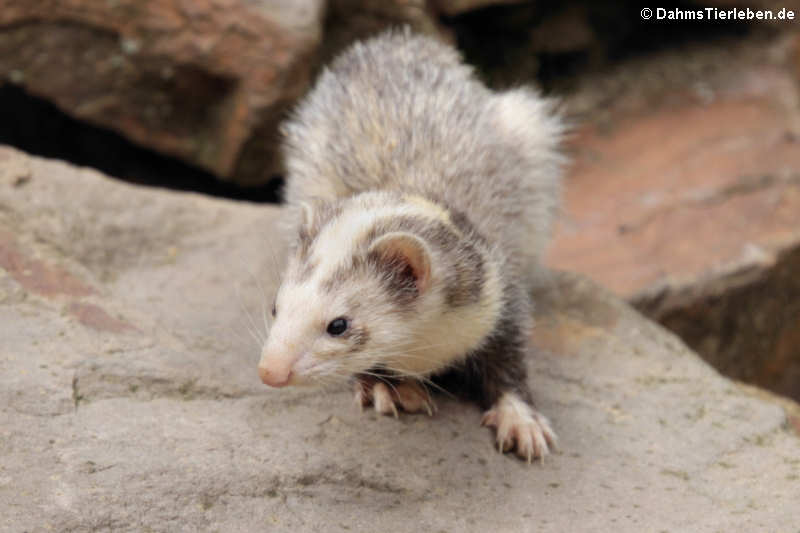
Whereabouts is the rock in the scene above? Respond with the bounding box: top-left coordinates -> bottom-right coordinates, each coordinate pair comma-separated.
0,0 -> 455,187
432,0 -> 528,17
1,145 -> 798,531
440,2 -> 600,89
0,0 -> 325,186
529,5 -> 596,54
549,34 -> 800,402
323,0 -> 451,65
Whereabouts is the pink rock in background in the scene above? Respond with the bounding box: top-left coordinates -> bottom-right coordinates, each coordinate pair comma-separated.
550,36 -> 800,399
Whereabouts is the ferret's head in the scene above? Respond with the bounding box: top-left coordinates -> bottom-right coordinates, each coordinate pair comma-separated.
257,192 -> 500,388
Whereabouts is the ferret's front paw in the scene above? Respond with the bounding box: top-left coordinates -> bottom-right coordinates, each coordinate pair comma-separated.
481,392 -> 557,463
354,378 -> 436,418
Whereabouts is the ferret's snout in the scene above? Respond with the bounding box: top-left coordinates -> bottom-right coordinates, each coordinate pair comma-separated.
258,348 -> 296,388
258,364 -> 291,387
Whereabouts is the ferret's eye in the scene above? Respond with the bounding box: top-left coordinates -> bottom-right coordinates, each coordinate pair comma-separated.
326,317 -> 348,336
271,302 -> 277,317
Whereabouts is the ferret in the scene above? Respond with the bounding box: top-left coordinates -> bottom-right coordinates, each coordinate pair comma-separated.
257,29 -> 564,462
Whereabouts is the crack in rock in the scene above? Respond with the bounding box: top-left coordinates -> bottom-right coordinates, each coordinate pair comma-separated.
72,358 -> 259,406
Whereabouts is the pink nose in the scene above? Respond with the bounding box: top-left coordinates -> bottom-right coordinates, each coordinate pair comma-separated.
258,363 -> 291,387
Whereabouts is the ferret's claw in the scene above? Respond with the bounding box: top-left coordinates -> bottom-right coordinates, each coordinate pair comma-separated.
352,378 -> 434,418
395,381 -> 436,416
481,410 -> 498,427
482,392 -> 557,463
372,382 -> 398,418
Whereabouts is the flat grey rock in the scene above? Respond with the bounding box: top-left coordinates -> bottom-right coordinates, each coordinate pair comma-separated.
1,145 -> 798,532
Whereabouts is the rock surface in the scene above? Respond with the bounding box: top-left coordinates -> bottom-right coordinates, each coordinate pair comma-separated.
0,0 -> 454,187
315,0 -> 450,67
432,0 -> 527,16
0,0 -> 326,185
550,32 -> 800,401
1,145 -> 799,531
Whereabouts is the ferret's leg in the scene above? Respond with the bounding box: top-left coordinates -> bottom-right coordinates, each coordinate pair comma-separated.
354,376 -> 436,417
479,315 -> 557,462
442,305 -> 557,462
478,350 -> 557,462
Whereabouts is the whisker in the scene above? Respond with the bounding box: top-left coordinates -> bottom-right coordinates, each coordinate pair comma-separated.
233,282 -> 265,347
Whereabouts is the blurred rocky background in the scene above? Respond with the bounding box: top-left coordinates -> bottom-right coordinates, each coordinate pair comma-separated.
1,0 -> 799,405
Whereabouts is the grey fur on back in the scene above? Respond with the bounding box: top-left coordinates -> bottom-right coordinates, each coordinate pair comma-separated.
282,28 -> 565,287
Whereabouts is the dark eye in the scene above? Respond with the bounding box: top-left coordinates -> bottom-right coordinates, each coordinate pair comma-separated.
271,301 -> 277,317
326,317 -> 348,336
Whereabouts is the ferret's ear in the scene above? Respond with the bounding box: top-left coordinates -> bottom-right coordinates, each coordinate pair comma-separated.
368,232 -> 431,294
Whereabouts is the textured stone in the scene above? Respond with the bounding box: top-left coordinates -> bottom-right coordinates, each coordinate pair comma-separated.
432,0 -> 528,16
550,37 -> 800,401
322,0 -> 450,65
1,145 -> 798,531
0,0 -> 456,187
0,0 -> 325,185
